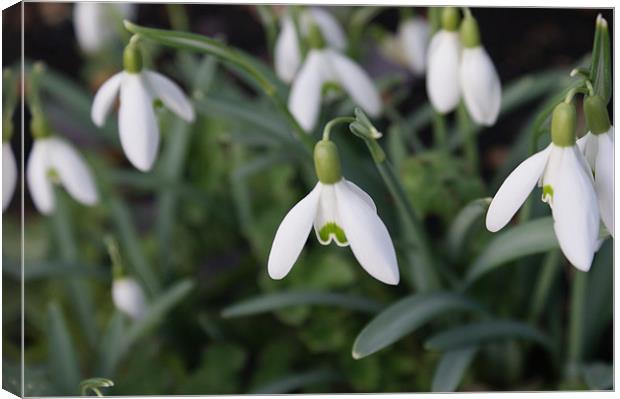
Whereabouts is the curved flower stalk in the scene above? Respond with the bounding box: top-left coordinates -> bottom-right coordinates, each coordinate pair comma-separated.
486,103 -> 599,271
274,7 -> 346,83
91,36 -> 195,171
459,13 -> 501,126
398,16 -> 430,76
426,7 -> 462,113
2,142 -> 17,212
288,25 -> 381,132
268,122 -> 399,285
73,2 -> 136,53
26,136 -> 98,215
578,95 -> 614,236
113,277 -> 147,320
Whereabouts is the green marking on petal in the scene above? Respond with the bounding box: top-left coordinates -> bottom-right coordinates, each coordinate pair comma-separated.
542,184 -> 554,202
153,98 -> 164,110
319,222 -> 348,246
322,81 -> 342,97
47,168 -> 60,184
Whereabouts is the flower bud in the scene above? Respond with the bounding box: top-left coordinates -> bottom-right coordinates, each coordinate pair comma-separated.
314,139 -> 342,184
551,102 -> 576,147
584,95 -> 611,135
307,22 -> 326,49
123,38 -> 143,73
441,7 -> 460,32
460,15 -> 480,48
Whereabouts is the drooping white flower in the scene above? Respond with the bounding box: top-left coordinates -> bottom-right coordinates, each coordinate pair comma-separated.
26,136 -> 98,215
91,50 -> 195,171
274,7 -> 346,83
578,127 -> 614,237
486,103 -> 600,271
426,29 -> 461,113
112,277 -> 147,320
398,17 -> 430,76
3,142 -> 17,212
268,140 -> 399,285
288,48 -> 381,132
73,2 -> 136,53
458,16 -> 501,126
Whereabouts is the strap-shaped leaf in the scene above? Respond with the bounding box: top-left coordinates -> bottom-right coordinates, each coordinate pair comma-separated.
249,369 -> 341,394
431,346 -> 478,392
446,198 -> 491,259
352,292 -> 486,359
47,303 -> 80,395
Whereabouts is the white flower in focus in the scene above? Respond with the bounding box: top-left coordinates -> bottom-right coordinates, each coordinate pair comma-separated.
113,277 -> 147,320
486,103 -> 600,271
26,137 -> 98,215
459,17 -> 501,126
268,140 -> 399,285
3,142 -> 17,212
426,29 -> 461,113
288,49 -> 381,132
274,7 -> 346,83
91,45 -> 195,171
398,17 -> 430,76
73,2 -> 136,53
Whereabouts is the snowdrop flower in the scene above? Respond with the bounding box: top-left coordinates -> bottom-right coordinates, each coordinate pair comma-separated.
26,135 -> 98,215
74,2 -> 136,53
426,7 -> 462,113
398,17 -> 430,76
275,7 -> 346,83
91,37 -> 195,171
578,95 -> 614,236
288,25 -> 381,132
459,14 -> 501,126
3,141 -> 17,212
268,138 -> 399,285
486,102 -> 599,271
113,277 -> 147,320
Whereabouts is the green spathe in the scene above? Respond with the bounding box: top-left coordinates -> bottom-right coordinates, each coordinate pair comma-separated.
551,102 -> 576,147
441,7 -> 461,32
584,95 -> 611,135
460,16 -> 481,48
314,140 -> 342,184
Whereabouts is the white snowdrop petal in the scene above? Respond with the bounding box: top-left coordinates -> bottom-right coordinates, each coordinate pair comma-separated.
346,180 -> 376,212
288,50 -> 326,132
48,138 -> 98,206
274,16 -> 302,83
426,30 -> 461,113
268,183 -> 322,279
26,139 -> 55,214
144,70 -> 195,122
113,277 -> 147,320
91,72 -> 123,127
486,144 -> 552,232
335,180 -> 399,285
326,49 -> 382,117
551,147 -> 599,271
307,7 -> 346,50
460,47 -> 502,126
3,143 -> 17,212
399,17 -> 430,75
313,183 -> 348,246
594,130 -> 614,236
119,73 -> 160,171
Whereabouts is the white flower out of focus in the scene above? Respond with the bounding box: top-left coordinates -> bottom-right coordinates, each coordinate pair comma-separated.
113,277 -> 147,320
486,103 -> 600,271
398,17 -> 430,76
274,7 -> 346,83
26,136 -> 98,215
2,142 -> 17,212
91,37 -> 195,171
268,139 -> 399,285
73,2 -> 136,54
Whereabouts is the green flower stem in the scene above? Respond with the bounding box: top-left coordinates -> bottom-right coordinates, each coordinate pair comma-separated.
165,4 -> 190,31
432,110 -> 448,151
49,190 -> 98,348
123,21 -> 313,150
457,102 -> 478,172
566,269 -> 587,380
322,116 -> 355,140
528,249 -> 561,323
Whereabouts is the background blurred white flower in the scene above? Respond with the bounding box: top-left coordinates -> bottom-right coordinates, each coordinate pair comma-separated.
73,2 -> 136,53
2,142 -> 17,212
113,277 -> 147,320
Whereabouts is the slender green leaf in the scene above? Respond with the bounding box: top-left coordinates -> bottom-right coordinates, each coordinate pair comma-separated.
97,311 -> 125,377
581,363 -> 613,390
445,198 -> 491,259
465,217 -> 558,286
3,259 -> 106,281
529,249 -> 562,322
352,292 -> 485,359
583,239 -> 612,356
431,346 -> 478,392
249,369 -> 340,394
222,291 -> 382,318
425,320 -> 551,351
47,303 -> 80,395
